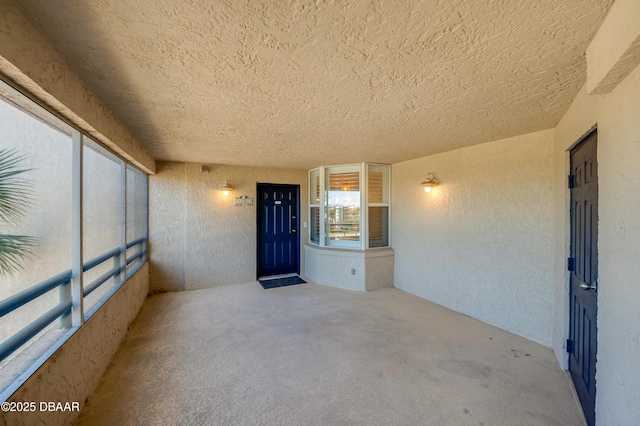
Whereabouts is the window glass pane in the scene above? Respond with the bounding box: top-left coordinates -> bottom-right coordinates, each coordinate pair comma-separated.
82,141 -> 122,314
309,169 -> 320,205
368,164 -> 389,204
325,166 -> 360,247
126,165 -> 147,275
369,207 -> 389,248
0,95 -> 72,385
368,164 -> 389,248
310,206 -> 320,244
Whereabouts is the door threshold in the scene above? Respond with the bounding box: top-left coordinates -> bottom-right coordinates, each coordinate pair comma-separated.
257,273 -> 299,281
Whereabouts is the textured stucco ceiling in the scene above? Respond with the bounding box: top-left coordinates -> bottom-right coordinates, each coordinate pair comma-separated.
12,0 -> 613,169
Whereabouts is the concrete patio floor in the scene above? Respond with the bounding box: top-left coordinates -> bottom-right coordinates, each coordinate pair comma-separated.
74,281 -> 585,426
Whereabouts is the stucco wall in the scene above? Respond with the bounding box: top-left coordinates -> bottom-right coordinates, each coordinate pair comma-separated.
149,162 -> 307,292
305,246 -> 366,291
304,245 -> 394,292
392,129 -> 556,346
0,0 -> 154,174
553,65 -> 640,425
2,263 -> 149,426
595,63 -> 640,426
586,0 -> 640,94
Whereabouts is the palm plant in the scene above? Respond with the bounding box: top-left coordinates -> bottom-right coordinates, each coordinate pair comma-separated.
0,149 -> 36,275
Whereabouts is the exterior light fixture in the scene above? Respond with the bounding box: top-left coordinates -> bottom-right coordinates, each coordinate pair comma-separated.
420,173 -> 438,193
219,180 -> 233,196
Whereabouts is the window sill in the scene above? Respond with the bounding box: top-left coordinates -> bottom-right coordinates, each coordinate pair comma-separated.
304,243 -> 394,258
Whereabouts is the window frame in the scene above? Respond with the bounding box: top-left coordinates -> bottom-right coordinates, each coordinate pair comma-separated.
324,164 -> 363,249
0,78 -> 149,401
366,163 -> 391,249
309,168 -> 321,245
308,163 -> 390,250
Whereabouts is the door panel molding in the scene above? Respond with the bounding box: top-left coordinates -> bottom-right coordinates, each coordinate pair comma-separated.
568,129 -> 598,426
256,183 -> 300,278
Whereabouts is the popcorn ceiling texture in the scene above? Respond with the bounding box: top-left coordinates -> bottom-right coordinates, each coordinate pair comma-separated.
10,0 -> 613,169
0,0 -> 155,173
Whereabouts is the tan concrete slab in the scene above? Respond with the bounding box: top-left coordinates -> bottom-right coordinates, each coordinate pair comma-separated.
75,282 -> 585,426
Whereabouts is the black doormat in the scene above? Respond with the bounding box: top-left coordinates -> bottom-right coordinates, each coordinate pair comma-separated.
259,276 -> 306,289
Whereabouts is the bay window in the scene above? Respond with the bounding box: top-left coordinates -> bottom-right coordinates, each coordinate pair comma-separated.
309,163 -> 390,250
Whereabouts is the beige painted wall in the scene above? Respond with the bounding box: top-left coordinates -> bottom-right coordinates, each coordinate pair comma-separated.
2,264 -> 149,426
586,0 -> 640,94
304,245 -> 394,292
0,0 -> 154,173
149,162 -> 307,292
553,64 -> 640,425
392,129 -> 556,346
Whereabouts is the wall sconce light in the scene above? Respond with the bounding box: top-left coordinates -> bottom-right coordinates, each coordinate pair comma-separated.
219,180 -> 233,196
420,173 -> 438,193
200,165 -> 209,174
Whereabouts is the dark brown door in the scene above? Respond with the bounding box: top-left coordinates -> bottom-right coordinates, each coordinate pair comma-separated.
569,130 -> 598,426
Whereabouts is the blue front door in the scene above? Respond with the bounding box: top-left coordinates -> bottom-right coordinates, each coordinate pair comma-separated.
569,130 -> 598,426
257,184 -> 300,278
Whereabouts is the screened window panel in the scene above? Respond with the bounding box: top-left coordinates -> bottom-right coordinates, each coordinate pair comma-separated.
0,94 -> 73,376
126,165 -> 147,275
0,83 -> 150,394
82,141 -> 122,313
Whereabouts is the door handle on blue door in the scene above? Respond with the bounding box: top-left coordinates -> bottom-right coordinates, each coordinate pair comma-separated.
580,280 -> 597,290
